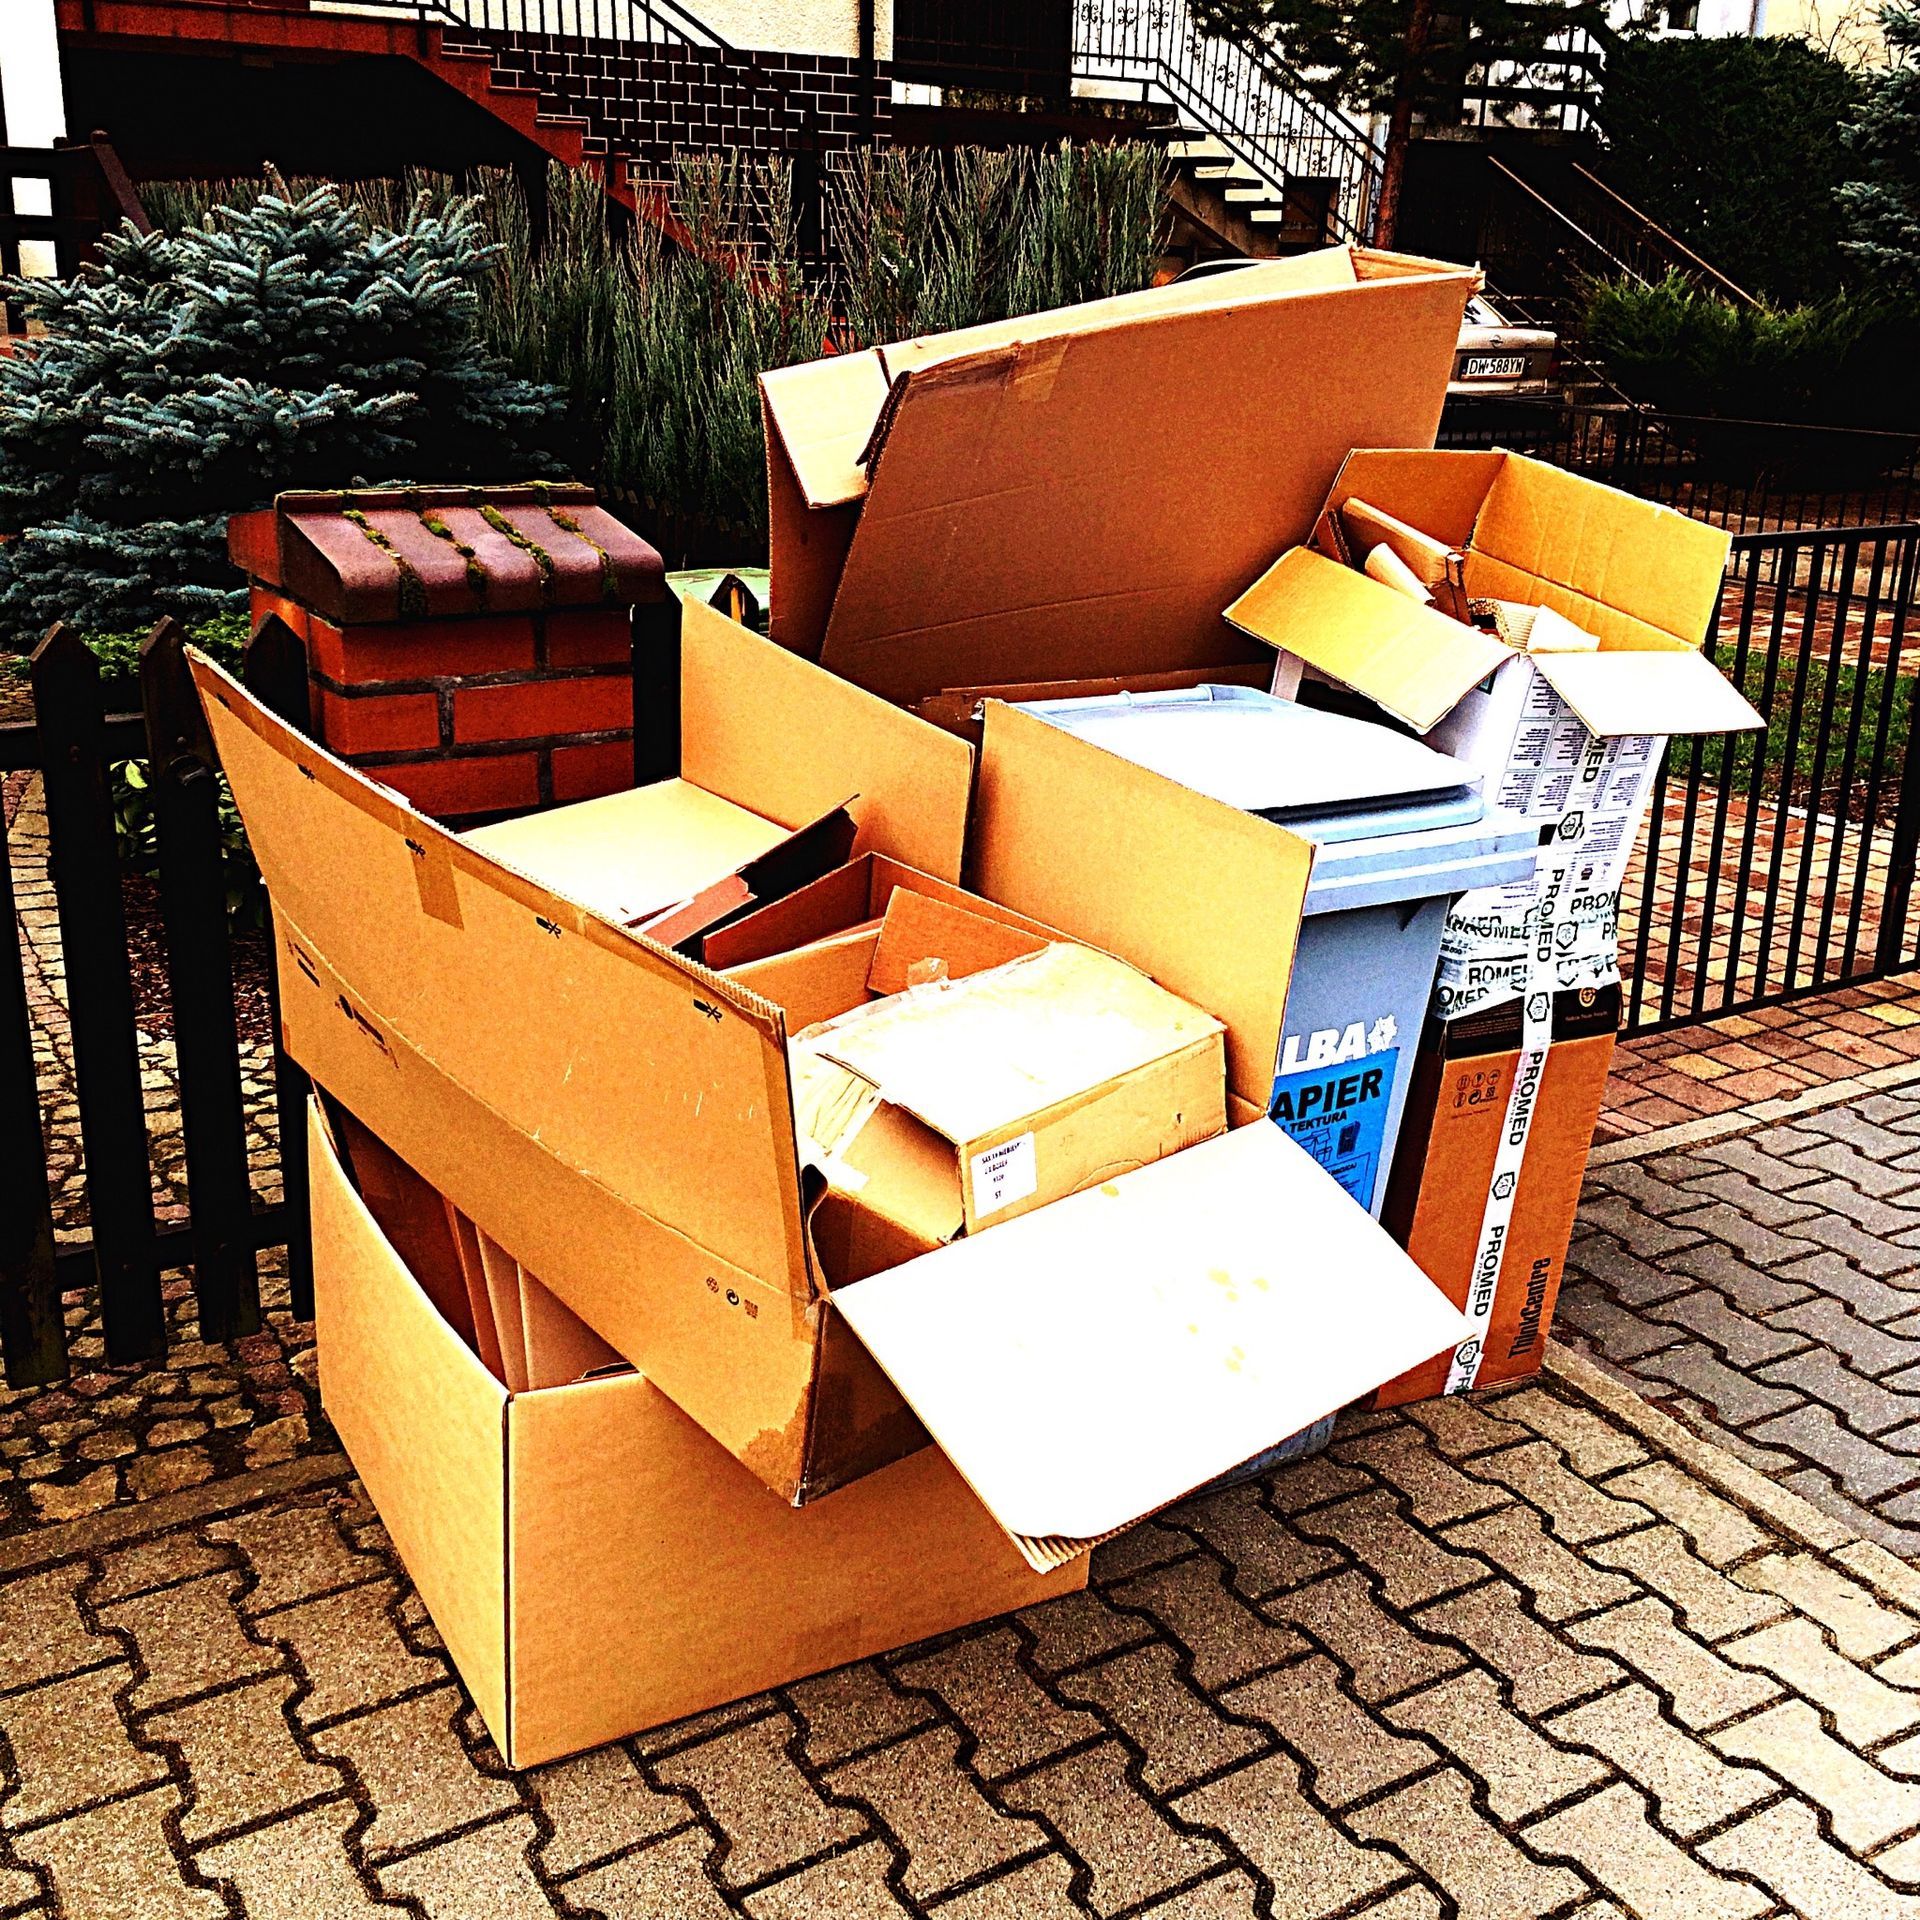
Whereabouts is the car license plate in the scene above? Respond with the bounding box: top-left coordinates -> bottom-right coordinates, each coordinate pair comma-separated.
1464,355 -> 1527,379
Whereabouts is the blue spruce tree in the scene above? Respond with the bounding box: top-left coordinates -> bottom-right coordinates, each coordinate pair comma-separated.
0,175 -> 568,641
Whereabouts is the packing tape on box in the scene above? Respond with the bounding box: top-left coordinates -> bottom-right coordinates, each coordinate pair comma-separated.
1443,731 -> 1609,1396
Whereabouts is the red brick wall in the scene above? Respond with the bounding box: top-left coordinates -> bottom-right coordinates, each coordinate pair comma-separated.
252,588 -> 636,820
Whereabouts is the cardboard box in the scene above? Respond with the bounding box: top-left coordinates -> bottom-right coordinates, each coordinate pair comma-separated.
775,890 -> 1227,1260
199,634 -> 1470,1559
1224,449 -> 1764,1020
1374,987 -> 1620,1405
760,247 -> 1477,705
310,1100 -> 1082,1767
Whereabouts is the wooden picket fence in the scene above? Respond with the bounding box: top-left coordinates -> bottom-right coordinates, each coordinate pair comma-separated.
0,620 -> 312,1388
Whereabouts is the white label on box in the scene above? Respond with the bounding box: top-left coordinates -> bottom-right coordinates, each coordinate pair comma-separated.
971,1134 -> 1038,1217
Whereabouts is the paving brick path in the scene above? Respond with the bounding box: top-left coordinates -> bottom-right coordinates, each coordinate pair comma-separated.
12,1352 -> 1920,1918
1562,1086 -> 1920,1573
1600,975 -> 1920,1141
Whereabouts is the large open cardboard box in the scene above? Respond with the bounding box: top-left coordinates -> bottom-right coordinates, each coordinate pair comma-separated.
199,622 -> 1470,1564
310,1101 -> 1082,1767
759,246 -> 1478,707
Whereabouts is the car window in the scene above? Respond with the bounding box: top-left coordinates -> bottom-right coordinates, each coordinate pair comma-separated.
1463,296 -> 1503,326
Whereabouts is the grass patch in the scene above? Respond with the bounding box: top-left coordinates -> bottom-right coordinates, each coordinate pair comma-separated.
1689,639 -> 1914,803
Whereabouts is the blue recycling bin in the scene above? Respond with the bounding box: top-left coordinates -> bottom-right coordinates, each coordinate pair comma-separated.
1017,685 -> 1538,1218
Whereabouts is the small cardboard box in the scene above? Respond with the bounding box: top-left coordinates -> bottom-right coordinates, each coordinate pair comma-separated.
1374,987 -> 1620,1404
760,246 -> 1477,705
776,890 -> 1227,1260
1224,449 -> 1765,1020
310,1100 -> 1082,1768
200,631 -> 1470,1563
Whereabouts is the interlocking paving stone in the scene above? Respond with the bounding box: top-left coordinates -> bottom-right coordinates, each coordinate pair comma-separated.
1581,1525 -> 1788,1641
1702,1796 -> 1920,1920
1347,1767 -> 1585,1920
829,1723 -> 1047,1900
377,1815 -> 554,1919
1165,1488 -> 1343,1601
649,1713 -> 867,1890
312,1685 -> 520,1857
1735,1552 -> 1920,1660
1220,1657 -> 1434,1809
997,1740 -> 1223,1917
145,1672 -> 343,1845
1545,1683 -> 1774,1841
1709,1700 -> 1920,1850
1416,1581 -> 1624,1715
12,1785 -> 222,1920
1563,1599 -> 1782,1729
1174,1750 -> 1405,1918
1380,1669 -> 1606,1820
1527,1781 -> 1772,1919
1440,1504 -> 1637,1622
1053,1644 -> 1263,1797
0,1662 -> 163,1830
27,1147 -> 1920,1920
1267,1572 -> 1466,1704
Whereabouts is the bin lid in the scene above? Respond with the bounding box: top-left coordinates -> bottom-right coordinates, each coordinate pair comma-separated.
1016,686 -> 1540,910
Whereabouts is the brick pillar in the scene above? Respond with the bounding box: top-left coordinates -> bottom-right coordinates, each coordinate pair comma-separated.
228,485 -> 667,821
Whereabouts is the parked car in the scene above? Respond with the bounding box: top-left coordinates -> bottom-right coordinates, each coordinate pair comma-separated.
1449,294 -> 1558,398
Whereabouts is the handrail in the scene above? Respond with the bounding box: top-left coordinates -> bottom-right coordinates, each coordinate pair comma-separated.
289,0 -> 732,52
1567,160 -> 1758,307
1487,154 -> 1639,283
1071,0 -> 1381,245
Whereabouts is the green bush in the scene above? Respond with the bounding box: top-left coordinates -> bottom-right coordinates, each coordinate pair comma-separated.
143,146 -> 1170,550
1582,272 -> 1920,431
0,175 -> 568,648
1595,35 -> 1863,305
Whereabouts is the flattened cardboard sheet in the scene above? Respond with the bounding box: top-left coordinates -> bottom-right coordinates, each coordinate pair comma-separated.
834,1123 -> 1470,1569
464,781 -> 790,928
1224,547 -> 1509,735
761,247 -> 1476,694
1531,647 -> 1769,740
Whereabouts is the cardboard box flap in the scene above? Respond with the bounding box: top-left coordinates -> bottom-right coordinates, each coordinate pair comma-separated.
759,351 -> 895,509
806,258 -> 1476,705
680,597 -> 974,884
799,943 -> 1222,1149
192,653 -> 818,1312
1223,546 -> 1512,741
971,703 -> 1314,1121
1531,647 -> 1766,738
866,888 -> 1051,995
834,1123 -> 1472,1568
463,781 -> 794,928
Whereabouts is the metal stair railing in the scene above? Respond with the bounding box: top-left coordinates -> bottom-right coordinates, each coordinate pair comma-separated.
311,0 -> 730,51
1072,0 -> 1382,245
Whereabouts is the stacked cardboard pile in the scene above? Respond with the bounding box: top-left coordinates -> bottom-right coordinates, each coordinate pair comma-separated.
197,245 -> 1761,1766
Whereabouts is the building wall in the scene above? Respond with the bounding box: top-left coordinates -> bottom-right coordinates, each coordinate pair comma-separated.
0,0 -> 67,274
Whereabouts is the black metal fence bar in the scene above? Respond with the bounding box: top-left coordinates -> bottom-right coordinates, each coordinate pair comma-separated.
1618,523 -> 1920,1036
0,802 -> 65,1388
29,628 -> 166,1365
142,622 -> 261,1344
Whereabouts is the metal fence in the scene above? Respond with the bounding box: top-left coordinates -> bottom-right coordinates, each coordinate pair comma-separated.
1,623 -> 312,1389
1439,399 -> 1920,539
1618,523 -> 1920,1034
